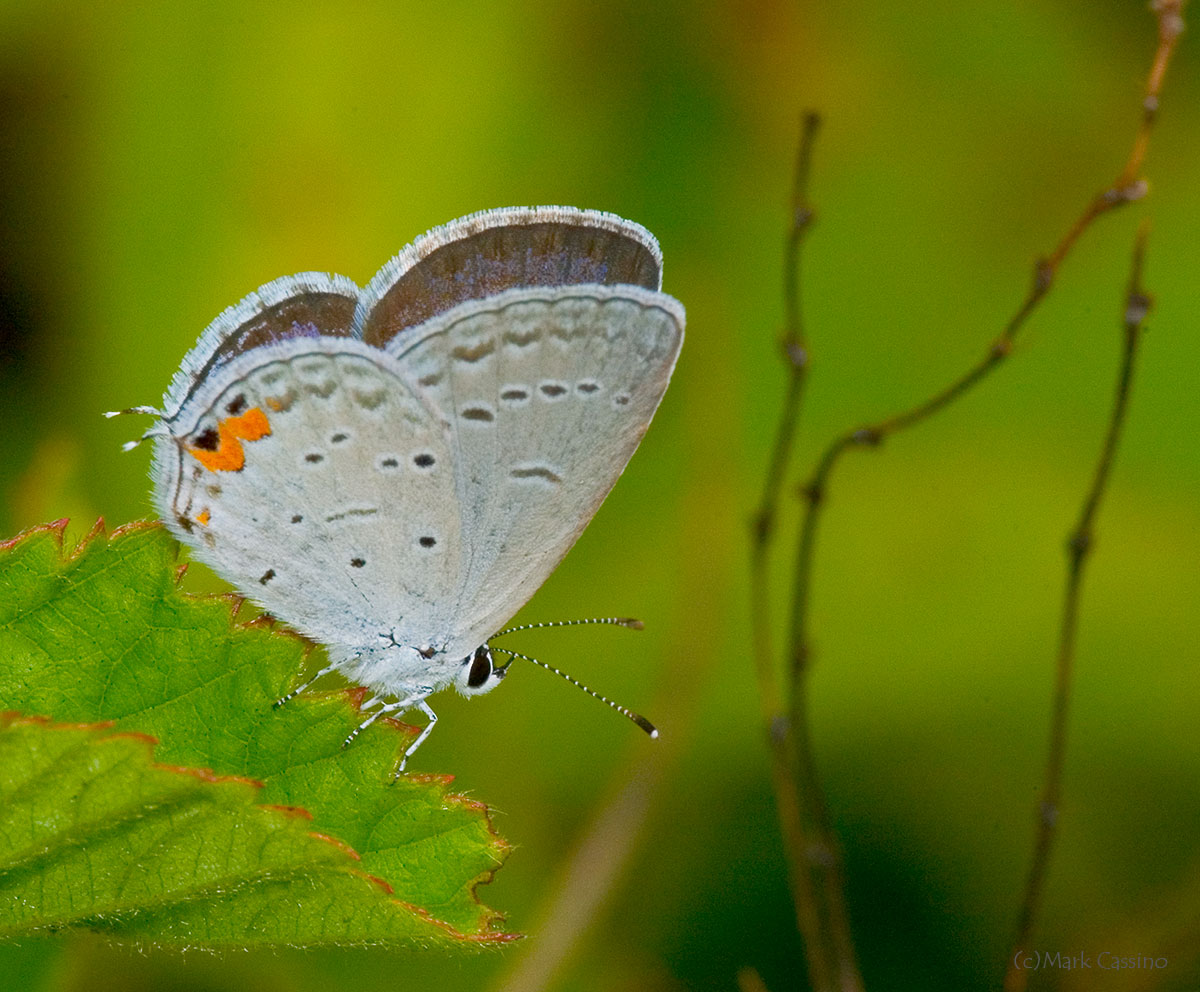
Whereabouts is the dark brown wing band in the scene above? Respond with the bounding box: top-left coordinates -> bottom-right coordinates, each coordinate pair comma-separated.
361,221 -> 660,348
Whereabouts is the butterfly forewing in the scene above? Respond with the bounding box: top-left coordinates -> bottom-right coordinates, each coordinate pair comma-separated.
162,273 -> 360,419
356,206 -> 663,349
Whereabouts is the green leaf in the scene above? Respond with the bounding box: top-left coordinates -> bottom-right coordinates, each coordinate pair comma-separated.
0,714 -> 395,942
0,521 -> 516,948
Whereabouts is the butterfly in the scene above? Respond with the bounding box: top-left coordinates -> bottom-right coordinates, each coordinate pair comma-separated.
115,206 -> 684,769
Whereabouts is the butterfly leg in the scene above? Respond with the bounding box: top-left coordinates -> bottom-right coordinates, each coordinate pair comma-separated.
343,697 -> 404,748
273,662 -> 339,709
394,700 -> 438,777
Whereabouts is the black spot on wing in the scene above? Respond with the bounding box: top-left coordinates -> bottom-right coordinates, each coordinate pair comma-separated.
510,465 -> 563,484
192,427 -> 220,451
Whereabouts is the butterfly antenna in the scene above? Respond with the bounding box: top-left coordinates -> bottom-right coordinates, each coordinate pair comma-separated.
104,405 -> 163,419
492,646 -> 658,738
104,407 -> 169,452
492,616 -> 644,638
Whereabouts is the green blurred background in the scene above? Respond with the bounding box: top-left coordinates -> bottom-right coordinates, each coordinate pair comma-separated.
1,1 -> 1197,989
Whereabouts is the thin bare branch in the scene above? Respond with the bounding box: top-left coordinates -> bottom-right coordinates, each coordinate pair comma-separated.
748,112 -> 851,992
753,110 -> 822,683
778,6 -> 1181,990
1003,225 -> 1153,992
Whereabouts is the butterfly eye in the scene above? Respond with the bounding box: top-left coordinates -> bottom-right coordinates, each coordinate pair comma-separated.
467,647 -> 492,687
458,646 -> 502,696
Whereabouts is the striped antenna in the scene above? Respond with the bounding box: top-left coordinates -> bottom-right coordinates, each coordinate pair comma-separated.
492,616 -> 644,638
104,407 -> 170,452
103,405 -> 163,418
492,646 -> 658,739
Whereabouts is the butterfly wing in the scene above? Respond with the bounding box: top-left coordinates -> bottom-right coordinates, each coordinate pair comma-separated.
381,283 -> 684,657
354,205 -> 665,349
153,335 -> 466,680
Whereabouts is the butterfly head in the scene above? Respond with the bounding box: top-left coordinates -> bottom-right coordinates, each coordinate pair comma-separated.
455,644 -> 506,697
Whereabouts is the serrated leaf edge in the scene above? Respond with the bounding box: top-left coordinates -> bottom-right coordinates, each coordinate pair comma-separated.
2,520 -> 518,942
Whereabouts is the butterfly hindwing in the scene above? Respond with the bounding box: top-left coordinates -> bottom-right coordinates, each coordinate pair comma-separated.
384,285 -> 684,656
156,339 -> 464,660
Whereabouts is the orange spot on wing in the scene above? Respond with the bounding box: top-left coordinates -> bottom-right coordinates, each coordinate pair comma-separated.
188,407 -> 272,472
195,509 -> 211,526
235,407 -> 270,439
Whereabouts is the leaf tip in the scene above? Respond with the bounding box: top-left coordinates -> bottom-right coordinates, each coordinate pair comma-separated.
0,517 -> 70,553
394,899 -> 523,945
343,685 -> 371,710
81,518 -> 108,544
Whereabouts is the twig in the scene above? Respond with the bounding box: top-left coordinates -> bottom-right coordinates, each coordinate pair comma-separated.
1003,226 -> 1153,992
779,5 -> 1182,989
752,111 -> 821,719
750,113 -> 854,992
